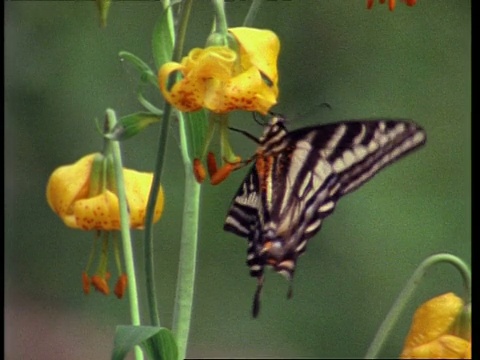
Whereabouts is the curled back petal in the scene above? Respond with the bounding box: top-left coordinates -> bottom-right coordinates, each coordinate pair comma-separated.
159,47 -> 240,113
46,153 -> 98,227
219,66 -> 278,114
73,190 -> 121,230
402,293 -> 464,351
229,27 -> 280,87
123,169 -> 164,229
186,47 -> 236,80
159,62 -> 204,112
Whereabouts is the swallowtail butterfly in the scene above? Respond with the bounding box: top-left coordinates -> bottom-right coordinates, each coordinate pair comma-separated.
223,115 -> 426,317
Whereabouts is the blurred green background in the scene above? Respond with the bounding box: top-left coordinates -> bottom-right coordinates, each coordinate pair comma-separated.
5,1 -> 470,359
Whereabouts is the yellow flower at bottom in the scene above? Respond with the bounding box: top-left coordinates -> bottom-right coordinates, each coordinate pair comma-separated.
402,335 -> 470,359
159,27 -> 280,114
401,292 -> 471,359
46,153 -> 164,230
47,152 -> 165,299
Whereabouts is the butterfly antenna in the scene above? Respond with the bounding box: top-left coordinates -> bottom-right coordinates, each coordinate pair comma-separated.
252,275 -> 264,318
253,112 -> 267,126
228,126 -> 261,144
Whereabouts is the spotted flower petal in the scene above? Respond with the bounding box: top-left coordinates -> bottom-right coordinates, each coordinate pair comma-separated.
159,27 -> 280,114
46,153 -> 164,230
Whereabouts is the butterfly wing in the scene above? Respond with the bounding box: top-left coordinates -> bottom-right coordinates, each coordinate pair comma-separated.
270,119 -> 427,248
223,166 -> 266,277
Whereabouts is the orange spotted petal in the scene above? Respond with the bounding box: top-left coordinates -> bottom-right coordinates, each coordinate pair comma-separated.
46,153 -> 98,228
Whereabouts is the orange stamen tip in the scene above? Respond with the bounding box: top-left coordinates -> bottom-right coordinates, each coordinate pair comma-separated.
210,163 -> 236,185
206,152 -> 218,178
82,272 -> 91,295
91,275 -> 110,295
193,158 -> 206,183
114,274 -> 128,299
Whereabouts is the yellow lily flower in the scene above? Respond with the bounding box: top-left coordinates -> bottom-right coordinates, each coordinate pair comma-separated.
46,153 -> 164,297
46,153 -> 164,230
401,292 -> 471,359
159,27 -> 280,114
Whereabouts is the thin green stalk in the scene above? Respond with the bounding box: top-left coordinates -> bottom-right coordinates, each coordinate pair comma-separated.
200,117 -> 218,160
161,0 -> 175,38
243,0 -> 263,27
365,253 -> 472,359
143,0 -> 193,327
171,136 -> 201,359
212,0 -> 228,37
166,3 -> 199,358
106,109 -> 144,360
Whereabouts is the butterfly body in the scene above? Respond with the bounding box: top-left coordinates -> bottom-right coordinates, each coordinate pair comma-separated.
224,115 -> 426,317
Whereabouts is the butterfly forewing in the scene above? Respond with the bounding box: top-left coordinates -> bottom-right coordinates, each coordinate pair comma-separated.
223,116 -> 426,317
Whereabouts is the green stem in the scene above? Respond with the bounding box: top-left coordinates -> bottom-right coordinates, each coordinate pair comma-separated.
200,115 -> 218,160
167,2 -> 199,359
161,0 -> 175,38
365,253 -> 472,359
143,0 -> 193,327
218,113 -> 238,162
171,145 -> 201,360
106,109 -> 144,360
212,0 -> 228,38
243,0 -> 263,27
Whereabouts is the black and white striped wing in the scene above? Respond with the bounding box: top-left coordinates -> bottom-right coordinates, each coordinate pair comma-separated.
223,167 -> 261,238
272,119 -> 427,244
223,167 -> 266,278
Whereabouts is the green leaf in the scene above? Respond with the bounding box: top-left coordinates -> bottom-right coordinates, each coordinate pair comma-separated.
142,327 -> 178,360
138,92 -> 164,115
151,7 -> 175,70
119,51 -> 158,88
185,110 -> 209,159
105,112 -> 162,141
112,325 -> 178,360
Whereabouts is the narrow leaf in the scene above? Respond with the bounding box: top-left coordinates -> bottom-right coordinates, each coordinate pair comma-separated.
119,51 -> 158,88
152,7 -> 175,70
112,325 -> 177,360
185,110 -> 208,159
142,327 -> 178,360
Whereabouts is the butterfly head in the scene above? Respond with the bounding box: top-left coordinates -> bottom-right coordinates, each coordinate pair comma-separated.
259,115 -> 288,143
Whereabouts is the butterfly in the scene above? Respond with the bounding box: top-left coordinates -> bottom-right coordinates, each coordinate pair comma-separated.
223,114 -> 426,317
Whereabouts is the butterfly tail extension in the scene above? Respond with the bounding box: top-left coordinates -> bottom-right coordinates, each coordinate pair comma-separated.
252,274 -> 264,318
